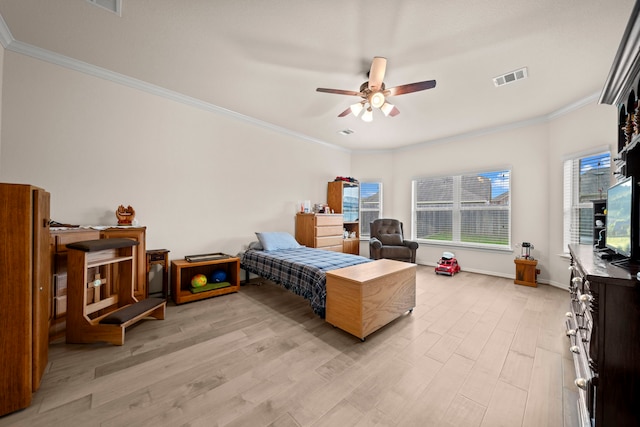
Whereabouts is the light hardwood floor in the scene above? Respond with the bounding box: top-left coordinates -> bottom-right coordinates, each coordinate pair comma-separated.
1,266 -> 578,426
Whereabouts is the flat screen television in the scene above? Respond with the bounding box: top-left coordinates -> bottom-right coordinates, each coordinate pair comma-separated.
606,176 -> 633,257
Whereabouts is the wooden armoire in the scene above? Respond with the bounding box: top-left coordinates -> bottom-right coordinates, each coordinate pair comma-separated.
0,183 -> 51,416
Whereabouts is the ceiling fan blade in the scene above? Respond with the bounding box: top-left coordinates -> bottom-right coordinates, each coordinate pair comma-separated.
385,80 -> 436,96
338,107 -> 352,117
389,106 -> 400,117
368,57 -> 387,91
316,88 -> 362,96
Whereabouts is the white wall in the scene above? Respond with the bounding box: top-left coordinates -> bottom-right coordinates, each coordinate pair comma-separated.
353,103 -> 617,287
0,50 -> 351,258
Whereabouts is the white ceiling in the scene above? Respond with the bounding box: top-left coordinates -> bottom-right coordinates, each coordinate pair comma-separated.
0,0 -> 636,151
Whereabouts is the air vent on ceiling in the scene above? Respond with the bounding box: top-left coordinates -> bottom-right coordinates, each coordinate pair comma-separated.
86,0 -> 122,16
493,67 -> 528,87
338,129 -> 355,135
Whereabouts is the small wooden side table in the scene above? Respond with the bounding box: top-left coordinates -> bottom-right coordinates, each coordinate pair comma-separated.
146,249 -> 170,299
514,258 -> 539,287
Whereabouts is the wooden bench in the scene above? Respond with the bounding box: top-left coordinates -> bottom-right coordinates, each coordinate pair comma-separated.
325,259 -> 416,341
66,238 -> 166,345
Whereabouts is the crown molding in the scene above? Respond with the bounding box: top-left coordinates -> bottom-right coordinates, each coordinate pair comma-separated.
0,14 -> 346,153
0,13 -> 13,48
600,0 -> 640,106
385,95 -> 598,154
547,92 -> 600,120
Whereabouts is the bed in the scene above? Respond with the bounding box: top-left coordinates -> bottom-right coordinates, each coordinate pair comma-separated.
240,240 -> 371,318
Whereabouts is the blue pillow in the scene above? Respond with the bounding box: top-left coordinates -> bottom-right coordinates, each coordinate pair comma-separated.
255,232 -> 302,251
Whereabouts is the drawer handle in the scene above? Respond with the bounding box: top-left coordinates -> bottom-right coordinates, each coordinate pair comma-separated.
575,378 -> 587,389
572,277 -> 582,285
565,312 -> 573,318
570,345 -> 580,354
566,329 -> 576,336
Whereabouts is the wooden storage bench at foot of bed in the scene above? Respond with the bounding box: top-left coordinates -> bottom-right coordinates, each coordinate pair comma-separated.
325,258 -> 416,341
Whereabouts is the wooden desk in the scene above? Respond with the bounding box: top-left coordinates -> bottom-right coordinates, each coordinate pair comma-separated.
325,259 -> 416,340
146,249 -> 170,300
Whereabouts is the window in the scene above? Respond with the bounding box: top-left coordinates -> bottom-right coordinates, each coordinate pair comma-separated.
412,170 -> 511,249
359,182 -> 382,237
563,151 -> 611,250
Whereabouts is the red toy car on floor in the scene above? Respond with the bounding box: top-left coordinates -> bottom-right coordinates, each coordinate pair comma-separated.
435,252 -> 461,276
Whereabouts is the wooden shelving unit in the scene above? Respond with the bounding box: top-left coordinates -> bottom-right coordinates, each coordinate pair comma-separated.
593,199 -> 606,249
327,180 -> 360,255
171,256 -> 240,305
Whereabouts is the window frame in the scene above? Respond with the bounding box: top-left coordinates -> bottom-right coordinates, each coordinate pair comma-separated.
359,182 -> 383,238
411,169 -> 512,251
563,150 -> 611,253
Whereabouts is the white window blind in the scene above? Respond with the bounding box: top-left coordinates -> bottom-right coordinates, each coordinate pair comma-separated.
563,151 -> 610,251
413,170 -> 510,249
359,182 -> 382,237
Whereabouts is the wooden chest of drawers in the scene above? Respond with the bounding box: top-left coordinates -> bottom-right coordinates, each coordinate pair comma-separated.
295,213 -> 344,251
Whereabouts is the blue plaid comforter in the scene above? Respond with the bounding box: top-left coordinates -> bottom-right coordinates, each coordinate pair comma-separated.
240,247 -> 371,318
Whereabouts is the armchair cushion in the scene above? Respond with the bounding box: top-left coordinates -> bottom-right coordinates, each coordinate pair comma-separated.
379,233 -> 403,246
380,245 -> 413,261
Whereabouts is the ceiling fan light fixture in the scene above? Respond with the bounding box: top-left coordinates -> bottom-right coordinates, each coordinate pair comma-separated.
317,57 -> 436,120
350,102 -> 364,117
380,102 -> 395,116
361,107 -> 374,122
370,92 -> 385,109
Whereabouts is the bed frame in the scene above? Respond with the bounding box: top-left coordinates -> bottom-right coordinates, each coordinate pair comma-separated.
241,248 -> 416,339
240,246 -> 371,318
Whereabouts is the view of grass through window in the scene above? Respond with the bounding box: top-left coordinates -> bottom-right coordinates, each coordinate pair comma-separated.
413,170 -> 510,248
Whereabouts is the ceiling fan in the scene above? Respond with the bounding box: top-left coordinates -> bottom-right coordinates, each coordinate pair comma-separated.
316,56 -> 436,122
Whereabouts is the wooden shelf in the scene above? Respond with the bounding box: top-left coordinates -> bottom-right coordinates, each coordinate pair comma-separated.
327,180 -> 360,255
342,237 -> 360,255
87,254 -> 134,268
171,256 -> 240,305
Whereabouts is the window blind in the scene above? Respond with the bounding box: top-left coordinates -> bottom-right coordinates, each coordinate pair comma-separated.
563,151 -> 611,251
413,170 -> 510,249
359,182 -> 382,237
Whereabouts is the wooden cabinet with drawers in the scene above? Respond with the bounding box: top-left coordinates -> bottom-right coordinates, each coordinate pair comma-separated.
49,226 -> 146,341
295,213 -> 344,251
